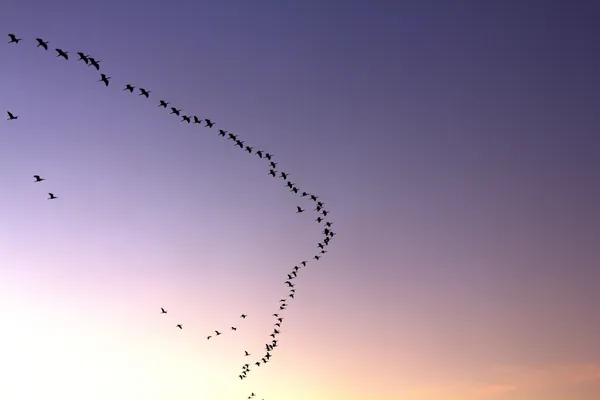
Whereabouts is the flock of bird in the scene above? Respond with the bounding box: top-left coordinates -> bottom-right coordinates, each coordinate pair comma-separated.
6,32 -> 337,399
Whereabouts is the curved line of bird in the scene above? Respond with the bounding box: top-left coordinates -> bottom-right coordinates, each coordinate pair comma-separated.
6,32 -> 337,398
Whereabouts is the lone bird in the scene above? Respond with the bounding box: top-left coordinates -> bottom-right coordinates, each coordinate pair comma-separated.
139,88 -> 151,98
55,48 -> 68,60
8,34 -> 21,43
160,308 -> 167,314
124,84 -> 135,92
77,52 -> 89,64
6,111 -> 18,120
159,100 -> 169,108
204,119 -> 215,128
33,175 -> 45,182
99,74 -> 111,86
47,193 -> 57,200
36,38 -> 49,50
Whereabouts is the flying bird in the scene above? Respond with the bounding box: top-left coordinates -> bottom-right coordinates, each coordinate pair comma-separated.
296,206 -> 305,213
99,74 -> 111,86
47,193 -> 57,200
139,88 -> 151,98
205,119 -> 215,128
245,146 -> 253,153
193,116 -> 202,124
6,111 -> 18,120
265,153 -> 273,160
245,351 -> 250,356
76,52 -> 89,64
269,169 -> 276,177
35,38 -> 49,50
161,308 -> 167,314
158,100 -> 169,108
8,34 -> 21,43
176,324 -> 183,329
256,150 -> 264,158
241,314 -> 247,318
215,330 -> 222,335
170,107 -> 181,116
88,57 -> 101,70
218,129 -> 227,137
181,115 -> 191,123
33,175 -> 45,182
231,327 -> 237,331
280,172 -> 289,179
55,48 -> 68,60
124,84 -> 135,92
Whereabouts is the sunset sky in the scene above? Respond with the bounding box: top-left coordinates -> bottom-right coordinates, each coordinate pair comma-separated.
1,1 -> 599,399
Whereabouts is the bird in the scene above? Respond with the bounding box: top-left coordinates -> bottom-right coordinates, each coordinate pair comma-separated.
256,150 -> 264,158
207,336 -> 212,340
302,191 -> 309,197
124,84 -> 135,92
99,74 -> 111,86
296,206 -> 305,213
33,175 -> 45,182
76,52 -> 89,64
231,327 -> 237,331
241,314 -> 247,318
310,195 -> 319,201
235,140 -> 244,148
265,153 -> 273,160
245,351 -> 250,356
316,217 -> 323,223
215,330 -> 222,336
193,116 -> 202,124
170,107 -> 181,116
88,57 -> 101,70
245,146 -> 253,154
280,172 -> 289,179
139,88 -> 151,98
176,324 -> 183,329
205,119 -> 215,128
161,308 -> 167,314
6,111 -> 18,120
47,193 -> 57,200
269,161 -> 277,168
55,48 -> 68,60
269,169 -> 276,177
314,255 -> 321,260
273,313 -> 279,317
218,129 -> 227,137
8,34 -> 21,43
181,115 -> 191,123
158,100 -> 169,108
35,38 -> 49,50
228,133 -> 237,141
322,210 -> 329,216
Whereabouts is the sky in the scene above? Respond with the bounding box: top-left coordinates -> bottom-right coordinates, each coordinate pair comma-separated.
1,0 -> 599,399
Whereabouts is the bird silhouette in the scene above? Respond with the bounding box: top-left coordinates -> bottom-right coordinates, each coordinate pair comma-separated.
269,169 -> 276,177
170,108 -> 182,116
280,172 -> 289,179
35,38 -> 49,50
33,175 -> 45,182
158,100 -> 169,108
207,336 -> 212,340
245,351 -> 250,356
55,48 -> 68,60
296,206 -> 305,213
215,330 -> 222,336
76,52 -> 89,64
256,150 -> 264,158
161,308 -> 167,314
124,84 -> 135,92
8,34 -> 21,43
231,327 -> 237,331
181,115 -> 191,123
241,314 -> 247,318
245,146 -> 253,154
192,116 -> 202,124
6,111 -> 18,120
265,153 -> 273,160
99,74 -> 111,86
47,193 -> 57,200
88,57 -> 101,70
139,88 -> 151,98
218,129 -> 227,137
176,324 -> 183,329
205,119 -> 215,128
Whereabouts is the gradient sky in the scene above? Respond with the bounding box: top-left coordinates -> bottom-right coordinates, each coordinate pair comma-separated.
1,1 -> 599,399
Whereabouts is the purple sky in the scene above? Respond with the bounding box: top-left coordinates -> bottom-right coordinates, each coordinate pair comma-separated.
1,1 -> 599,399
